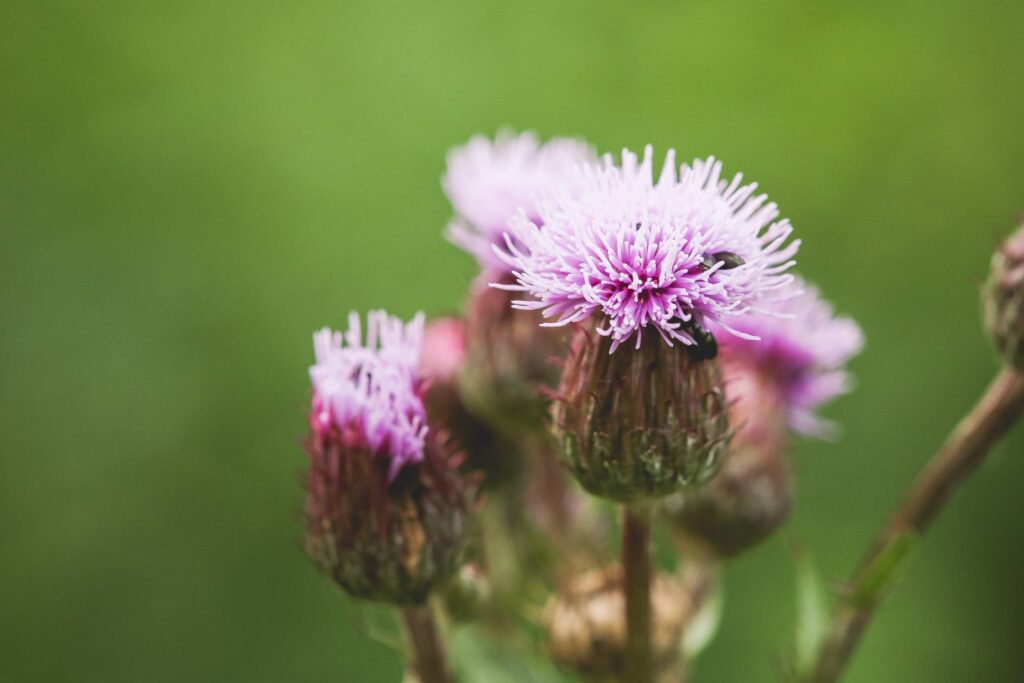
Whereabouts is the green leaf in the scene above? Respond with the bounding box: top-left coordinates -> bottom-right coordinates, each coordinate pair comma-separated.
352,601 -> 404,651
792,545 -> 830,678
683,576 -> 724,659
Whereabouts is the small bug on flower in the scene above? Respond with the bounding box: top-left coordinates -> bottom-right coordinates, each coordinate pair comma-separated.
682,318 -> 718,361
700,251 -> 746,272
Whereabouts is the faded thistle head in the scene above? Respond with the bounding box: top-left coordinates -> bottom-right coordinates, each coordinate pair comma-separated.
984,223 -> 1024,372
545,565 -> 692,682
304,311 -> 474,605
501,146 -> 802,500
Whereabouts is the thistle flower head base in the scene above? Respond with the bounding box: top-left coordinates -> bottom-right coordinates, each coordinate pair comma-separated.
552,323 -> 731,502
305,429 -> 472,605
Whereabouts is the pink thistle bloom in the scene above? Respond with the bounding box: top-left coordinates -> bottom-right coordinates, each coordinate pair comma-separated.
309,310 -> 427,480
497,146 -> 801,352
443,130 -> 595,273
714,276 -> 865,438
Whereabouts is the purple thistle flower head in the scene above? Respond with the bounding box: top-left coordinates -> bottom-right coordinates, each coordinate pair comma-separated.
309,310 -> 427,480
444,130 -> 596,273
714,276 -> 865,438
497,146 -> 801,352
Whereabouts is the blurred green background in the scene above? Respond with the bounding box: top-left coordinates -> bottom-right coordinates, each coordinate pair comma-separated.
3,0 -> 1024,681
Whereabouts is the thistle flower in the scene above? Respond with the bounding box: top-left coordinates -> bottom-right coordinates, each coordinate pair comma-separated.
304,311 -> 473,605
983,223 -> 1024,371
509,147 -> 801,499
444,130 -> 595,274
713,276 -> 865,438
309,311 -> 427,481
442,132 -> 594,433
499,146 -> 801,353
668,278 -> 863,557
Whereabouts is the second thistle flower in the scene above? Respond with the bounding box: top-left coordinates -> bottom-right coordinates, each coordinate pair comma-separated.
444,131 -> 596,434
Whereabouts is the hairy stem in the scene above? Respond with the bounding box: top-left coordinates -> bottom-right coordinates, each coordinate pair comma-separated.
401,603 -> 452,683
807,367 -> 1024,683
623,504 -> 653,683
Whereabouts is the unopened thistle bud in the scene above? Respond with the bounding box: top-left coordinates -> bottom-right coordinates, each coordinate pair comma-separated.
500,147 -> 803,501
304,311 -> 474,605
545,566 -> 690,681
668,278 -> 863,557
443,131 -> 596,434
983,223 -> 1024,371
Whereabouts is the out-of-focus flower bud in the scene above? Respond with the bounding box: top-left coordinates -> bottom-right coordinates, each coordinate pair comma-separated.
665,364 -> 793,558
440,563 -> 490,622
420,316 -> 523,487
419,317 -> 468,395
551,324 -> 730,503
459,280 -> 565,435
545,566 -> 691,682
984,223 -> 1024,371
667,277 -> 864,558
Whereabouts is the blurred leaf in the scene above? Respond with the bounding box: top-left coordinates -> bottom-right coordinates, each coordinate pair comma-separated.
792,545 -> 830,679
354,601 -> 404,652
683,573 -> 724,659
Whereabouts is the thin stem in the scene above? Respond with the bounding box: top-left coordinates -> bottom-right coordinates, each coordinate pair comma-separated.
400,603 -> 452,683
623,504 -> 653,683
807,367 -> 1024,683
528,437 -> 573,547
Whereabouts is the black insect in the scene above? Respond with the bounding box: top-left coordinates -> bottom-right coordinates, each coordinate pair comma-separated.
699,251 -> 746,272
680,318 -> 718,361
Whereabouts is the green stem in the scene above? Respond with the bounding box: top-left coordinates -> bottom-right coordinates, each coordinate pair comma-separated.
806,368 -> 1024,683
623,504 -> 653,683
401,603 -> 452,683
